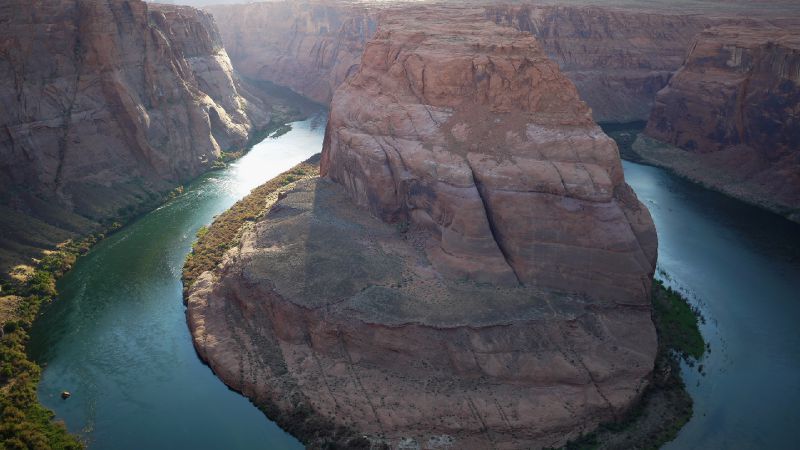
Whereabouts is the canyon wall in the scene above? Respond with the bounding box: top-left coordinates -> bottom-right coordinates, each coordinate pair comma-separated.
208,1 -> 712,123
206,1 -> 377,105
321,6 -> 658,303
486,5 -> 710,123
0,0 -> 269,272
188,7 -> 658,448
641,24 -> 800,221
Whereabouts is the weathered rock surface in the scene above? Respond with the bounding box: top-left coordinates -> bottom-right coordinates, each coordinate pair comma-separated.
322,8 -> 658,303
207,1 -> 717,123
0,0 -> 269,272
206,1 -> 377,105
486,5 -> 711,123
643,24 -> 800,222
188,9 -> 658,449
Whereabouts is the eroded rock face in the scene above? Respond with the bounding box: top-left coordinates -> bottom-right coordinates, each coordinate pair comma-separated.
188,9 -> 658,449
643,24 -> 800,221
188,179 -> 658,449
207,1 -> 714,123
322,9 -> 657,304
486,5 -> 711,123
0,0 -> 268,271
206,1 -> 377,104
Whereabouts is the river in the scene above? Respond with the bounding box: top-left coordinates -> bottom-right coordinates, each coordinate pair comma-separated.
29,120 -> 800,449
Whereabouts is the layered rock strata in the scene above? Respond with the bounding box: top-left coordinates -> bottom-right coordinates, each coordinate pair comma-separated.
0,0 -> 269,272
188,9 -> 658,449
206,1 -> 377,105
486,5 -> 711,123
321,8 -> 658,303
207,1 -> 716,123
642,24 -> 800,222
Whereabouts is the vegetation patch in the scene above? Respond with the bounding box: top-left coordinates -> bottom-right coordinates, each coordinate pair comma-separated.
182,155 -> 321,292
210,110 -> 299,171
557,279 -> 706,450
0,238 -> 99,449
0,111 -> 304,450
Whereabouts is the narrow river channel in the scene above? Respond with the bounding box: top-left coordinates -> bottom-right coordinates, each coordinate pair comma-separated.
28,118 -> 800,449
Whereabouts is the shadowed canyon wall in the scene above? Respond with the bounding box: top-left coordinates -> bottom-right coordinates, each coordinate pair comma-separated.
208,1 -> 706,122
642,24 -> 800,221
485,5 -> 710,122
0,0 -> 269,272
206,1 -> 376,105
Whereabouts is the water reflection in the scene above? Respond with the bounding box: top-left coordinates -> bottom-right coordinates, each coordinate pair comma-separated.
28,112 -> 327,450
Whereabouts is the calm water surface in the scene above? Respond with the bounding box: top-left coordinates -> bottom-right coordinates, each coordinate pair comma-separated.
29,119 -> 800,449
624,160 -> 800,449
28,113 -> 328,450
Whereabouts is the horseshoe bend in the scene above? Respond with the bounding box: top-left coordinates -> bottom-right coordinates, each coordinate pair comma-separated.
186,9 -> 659,449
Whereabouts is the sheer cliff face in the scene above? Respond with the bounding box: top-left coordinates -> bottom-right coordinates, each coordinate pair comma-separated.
486,5 -> 710,123
322,9 -> 657,304
207,2 -> 709,123
187,9 -> 658,448
0,0 -> 268,271
206,1 -> 376,105
644,25 -> 800,219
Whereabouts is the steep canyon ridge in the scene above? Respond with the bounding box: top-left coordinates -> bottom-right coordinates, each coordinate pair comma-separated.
0,0 -> 271,272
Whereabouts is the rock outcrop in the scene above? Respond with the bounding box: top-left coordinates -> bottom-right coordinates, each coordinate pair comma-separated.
207,1 -> 715,123
322,7 -> 658,302
188,9 -> 658,449
486,5 -> 711,123
0,0 -> 269,272
206,1 -> 377,105
641,24 -> 800,221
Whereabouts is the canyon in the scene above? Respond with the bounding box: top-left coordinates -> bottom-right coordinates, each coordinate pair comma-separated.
207,0 -> 800,221
187,6 -> 658,448
0,0 -> 797,449
639,24 -> 800,222
0,0 -> 272,273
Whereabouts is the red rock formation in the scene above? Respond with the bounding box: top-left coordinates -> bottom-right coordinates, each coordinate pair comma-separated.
188,8 -> 658,449
322,7 -> 657,303
207,1 -> 714,123
0,0 -> 269,271
486,5 -> 711,122
642,24 -> 800,221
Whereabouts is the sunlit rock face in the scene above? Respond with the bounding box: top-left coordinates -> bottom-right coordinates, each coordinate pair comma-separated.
188,7 -> 658,449
0,0 -> 268,270
643,24 -> 800,221
208,1 -> 710,123
322,7 -> 658,303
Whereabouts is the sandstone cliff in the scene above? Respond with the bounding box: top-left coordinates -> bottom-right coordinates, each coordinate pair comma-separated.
486,5 -> 710,123
188,8 -> 658,449
206,1 -> 376,105
322,6 -> 658,303
641,24 -> 800,221
207,1 -> 714,123
0,0 -> 269,272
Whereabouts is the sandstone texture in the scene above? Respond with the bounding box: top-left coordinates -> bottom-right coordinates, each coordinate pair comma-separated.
207,1 -> 719,123
206,1 -> 377,105
486,5 -> 710,123
0,0 -> 269,272
188,9 -> 658,449
643,24 -> 800,222
322,8 -> 658,303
